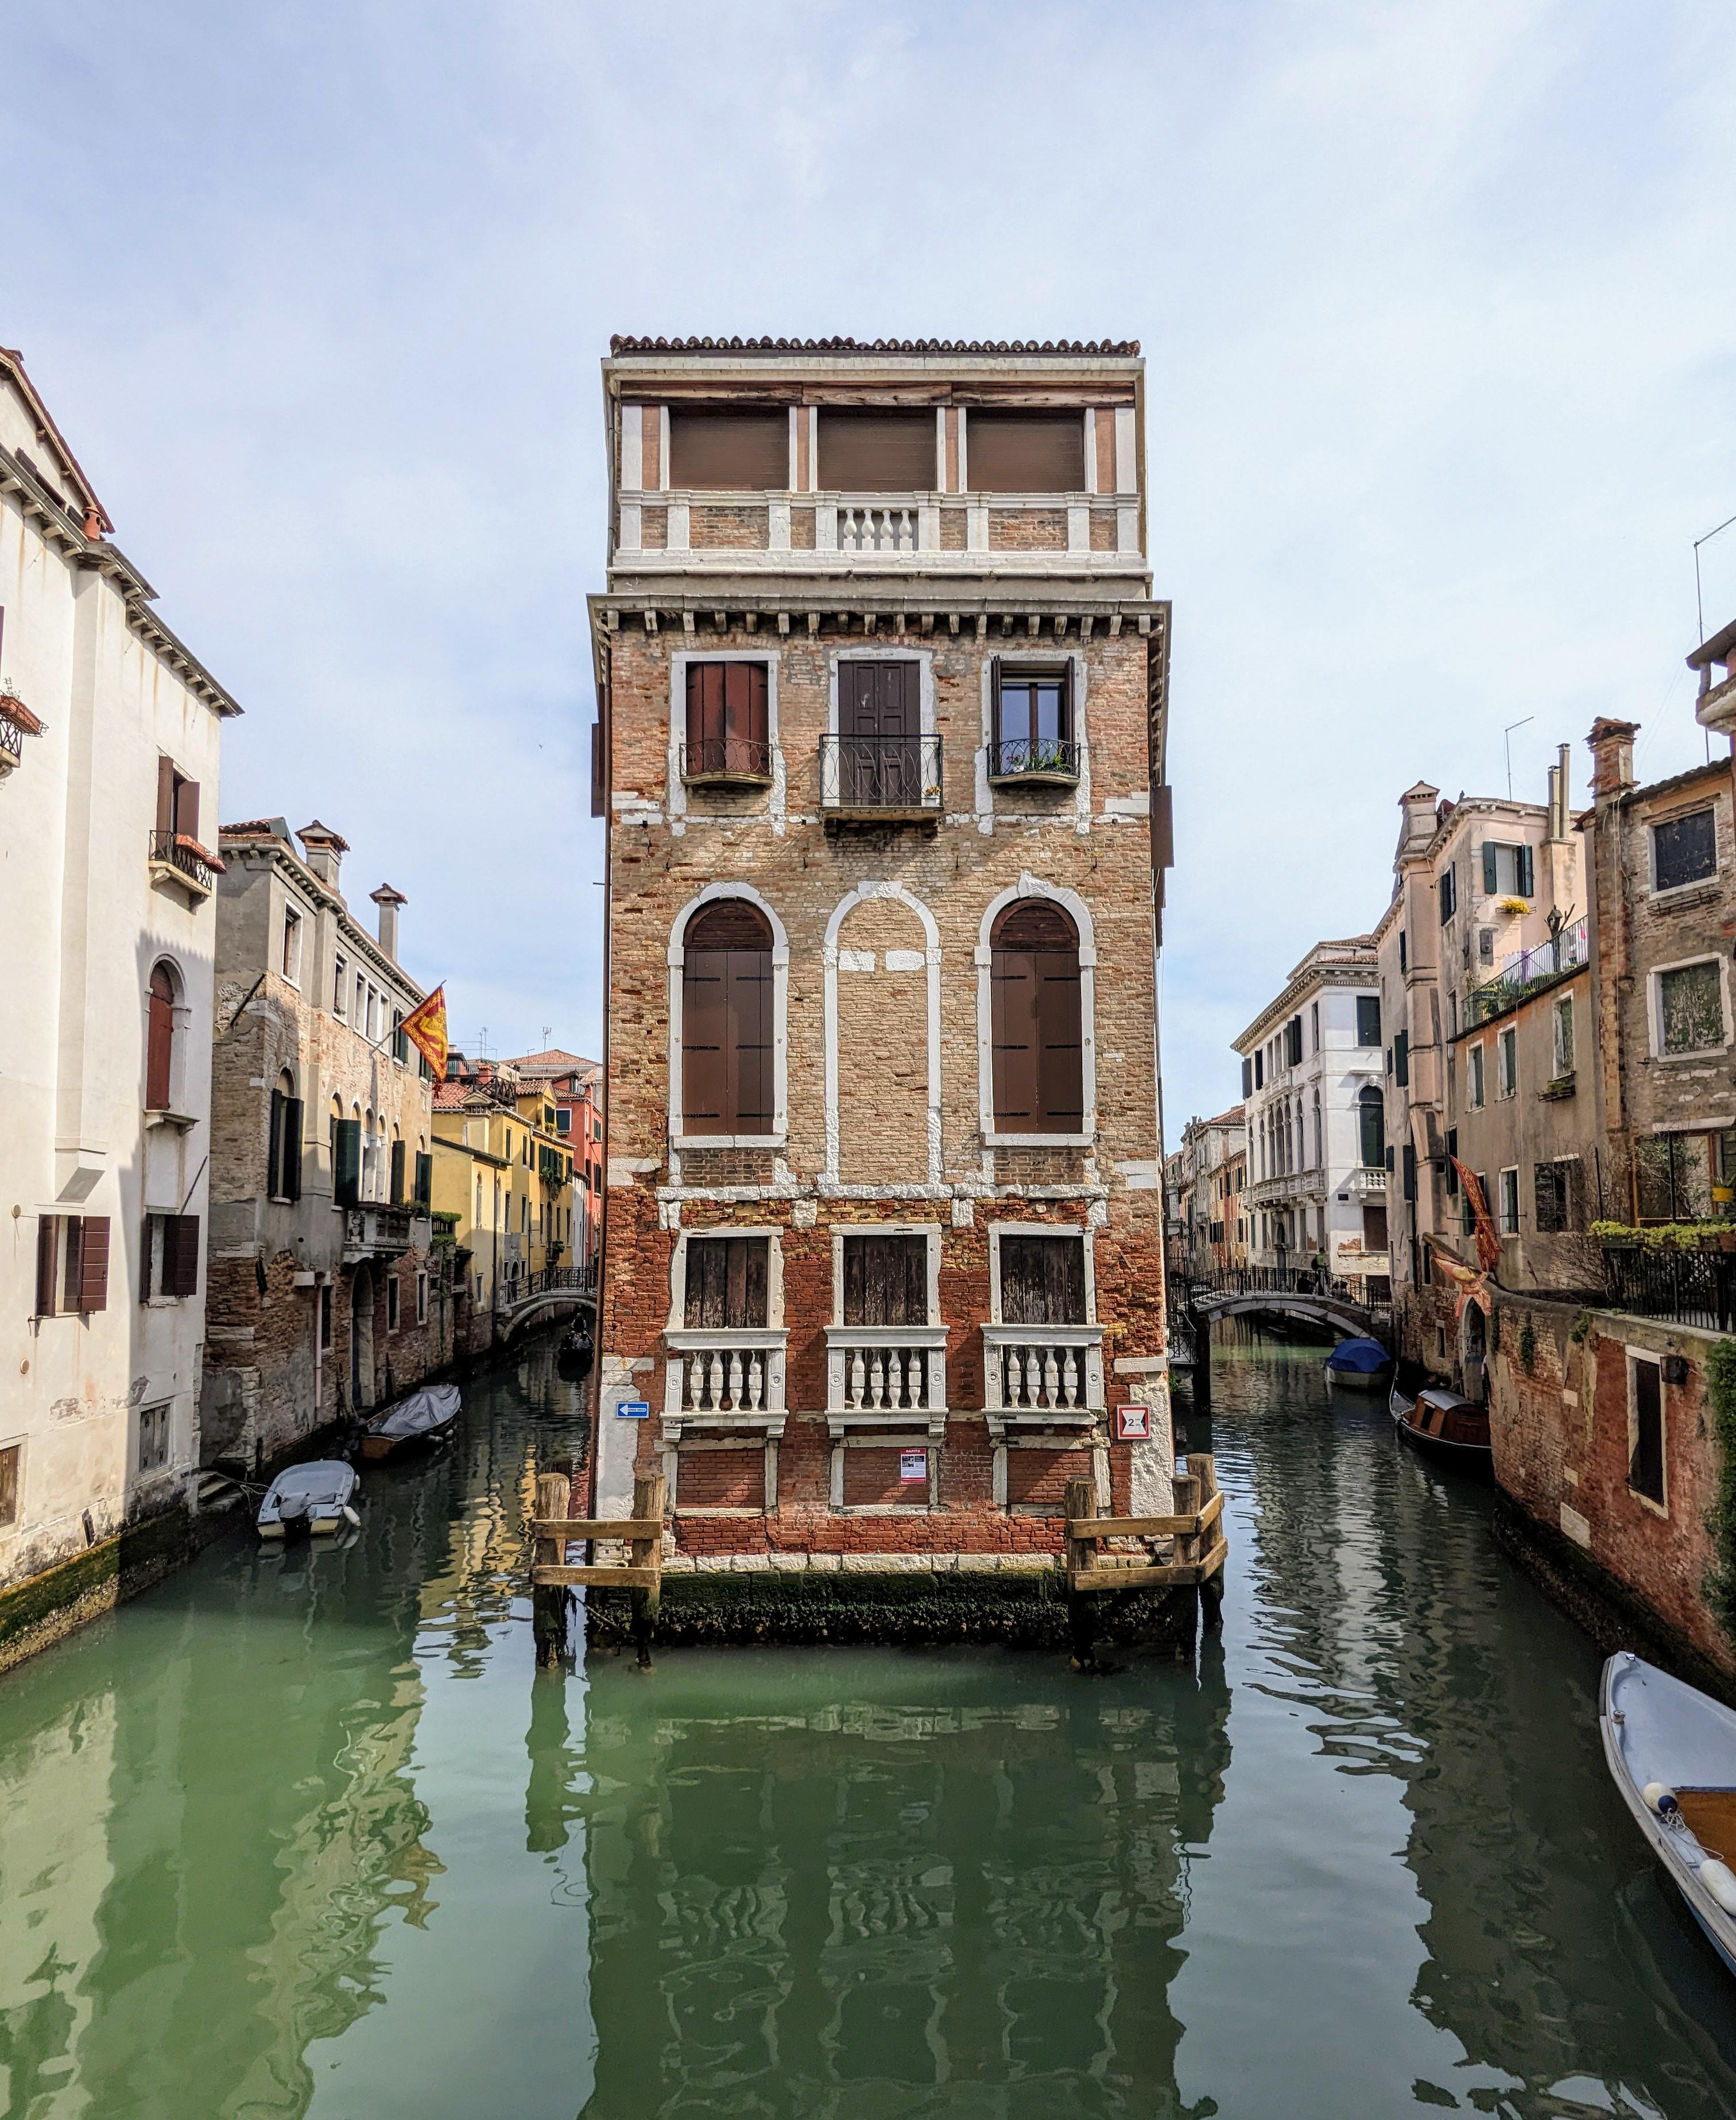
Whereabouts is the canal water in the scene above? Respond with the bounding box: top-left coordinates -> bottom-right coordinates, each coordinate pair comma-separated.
1,1336 -> 1733,2119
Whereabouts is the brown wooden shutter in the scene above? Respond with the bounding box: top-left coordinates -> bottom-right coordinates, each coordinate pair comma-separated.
682,952 -> 729,1134
991,950 -> 1037,1127
668,408 -> 788,489
76,1217 -> 110,1313
989,656 -> 1002,744
1150,783 -> 1174,871
965,412 -> 1086,493
590,719 -> 605,819
843,1235 -> 927,1325
155,756 -> 175,838
284,1099 -> 304,1201
166,1214 -> 201,1298
146,966 -> 175,1111
1036,956 -> 1084,1128
683,1236 -> 769,1329
1000,1235 -> 1086,1325
177,778 -> 199,845
816,410 -> 935,492
36,1215 -> 59,1316
727,950 -> 773,1132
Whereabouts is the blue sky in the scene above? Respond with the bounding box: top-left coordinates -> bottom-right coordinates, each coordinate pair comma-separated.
5,2 -> 1734,1122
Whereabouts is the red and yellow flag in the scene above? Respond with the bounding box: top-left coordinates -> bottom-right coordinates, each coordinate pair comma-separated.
401,985 -> 449,1080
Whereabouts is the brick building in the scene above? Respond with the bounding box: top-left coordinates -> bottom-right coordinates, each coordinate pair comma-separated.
506,1048 -> 603,1270
586,335 -> 1174,1593
202,819 -> 451,1471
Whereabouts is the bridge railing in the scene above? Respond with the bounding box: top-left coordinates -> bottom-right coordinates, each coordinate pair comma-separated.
1185,1263 -> 1391,1320
500,1267 -> 595,1311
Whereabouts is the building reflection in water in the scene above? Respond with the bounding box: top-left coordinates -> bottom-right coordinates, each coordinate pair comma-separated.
560,1640 -> 1232,2118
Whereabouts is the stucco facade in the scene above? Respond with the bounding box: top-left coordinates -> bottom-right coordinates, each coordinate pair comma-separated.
0,347 -> 237,1652
587,338 -> 1175,1576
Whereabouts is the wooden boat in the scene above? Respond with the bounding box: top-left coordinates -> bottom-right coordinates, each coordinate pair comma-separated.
359,1382 -> 462,1461
1602,1650 -> 1736,1978
557,1324 -> 593,1375
1324,1336 -> 1393,1391
1388,1371 -> 1492,1473
257,1460 -> 359,1538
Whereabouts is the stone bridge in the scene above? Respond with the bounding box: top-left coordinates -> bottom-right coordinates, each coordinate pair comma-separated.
1177,1271 -> 1391,1354
498,1275 -> 597,1339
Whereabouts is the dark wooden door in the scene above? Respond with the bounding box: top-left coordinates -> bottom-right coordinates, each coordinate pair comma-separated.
838,661 -> 919,805
842,1235 -> 928,1326
999,1235 -> 1086,1325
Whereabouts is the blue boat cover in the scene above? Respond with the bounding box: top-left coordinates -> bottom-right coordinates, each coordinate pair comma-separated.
1327,1337 -> 1390,1374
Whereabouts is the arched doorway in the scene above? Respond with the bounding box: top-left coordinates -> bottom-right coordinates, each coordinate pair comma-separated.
351,1264 -> 375,1410
1462,1302 -> 1487,1405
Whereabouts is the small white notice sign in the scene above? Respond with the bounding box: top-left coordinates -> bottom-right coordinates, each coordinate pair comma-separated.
899,1449 -> 928,1485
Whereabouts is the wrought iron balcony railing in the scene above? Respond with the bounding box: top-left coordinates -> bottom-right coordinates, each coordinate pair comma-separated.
148,829 -> 218,897
819,733 -> 943,818
1603,1243 -> 1736,1332
679,737 -> 774,785
987,737 -> 1080,783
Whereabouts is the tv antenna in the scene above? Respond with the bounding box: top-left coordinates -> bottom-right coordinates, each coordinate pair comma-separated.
1504,717 -> 1534,801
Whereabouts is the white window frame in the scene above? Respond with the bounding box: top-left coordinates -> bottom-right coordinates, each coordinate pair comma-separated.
1649,799 -> 1722,900
1497,1166 -> 1520,1237
661,1222 -> 789,1511
136,1399 -> 173,1480
0,1435 -> 25,1538
1553,995 -> 1574,1077
975,648 -> 1091,832
666,649 -> 782,825
823,880 -> 941,1188
1467,1041 -> 1486,1111
281,901 -> 305,988
1650,954 -> 1733,1062
666,882 -> 789,1151
1497,1026 -> 1517,1100
1625,1347 -> 1669,1518
976,873 -> 1098,1149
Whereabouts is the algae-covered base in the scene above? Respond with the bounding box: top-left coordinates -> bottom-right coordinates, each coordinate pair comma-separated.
583,1565 -> 1199,1653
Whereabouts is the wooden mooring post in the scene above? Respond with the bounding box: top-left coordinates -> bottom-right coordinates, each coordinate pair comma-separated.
532,1468 -> 574,1668
1062,1454 -> 1228,1663
529,1471 -> 668,1670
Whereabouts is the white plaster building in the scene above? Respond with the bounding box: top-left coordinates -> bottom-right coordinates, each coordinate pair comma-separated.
0,347 -> 238,1655
1233,939 -> 1392,1298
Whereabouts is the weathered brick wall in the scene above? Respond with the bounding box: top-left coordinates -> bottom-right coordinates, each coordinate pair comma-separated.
1489,1292 -> 1731,1672
835,896 -> 928,1185
988,509 -> 1067,551
679,1448 -> 764,1510
691,505 -> 767,550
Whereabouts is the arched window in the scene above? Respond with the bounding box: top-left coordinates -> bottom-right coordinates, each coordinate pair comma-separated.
1359,1086 -> 1385,1170
146,961 -> 177,1112
267,1068 -> 301,1201
990,901 -> 1082,1133
681,900 -> 774,1136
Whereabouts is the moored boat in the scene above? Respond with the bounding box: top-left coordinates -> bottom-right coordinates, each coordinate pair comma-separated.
1325,1336 -> 1392,1391
257,1460 -> 360,1538
557,1324 -> 593,1375
359,1382 -> 462,1461
1602,1650 -> 1736,1979
1389,1370 -> 1492,1473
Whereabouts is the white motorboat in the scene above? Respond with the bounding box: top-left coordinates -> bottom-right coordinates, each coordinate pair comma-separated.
257,1459 -> 360,1539
359,1382 -> 461,1461
1601,1650 -> 1736,1978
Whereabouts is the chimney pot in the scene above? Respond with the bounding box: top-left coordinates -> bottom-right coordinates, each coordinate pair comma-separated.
370,883 -> 407,962
1587,718 -> 1640,803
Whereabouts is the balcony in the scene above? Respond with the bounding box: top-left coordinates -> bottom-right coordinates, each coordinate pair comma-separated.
987,737 -> 1080,786
836,503 -> 919,555
982,1325 -> 1104,1427
679,736 -> 774,788
1465,918 -> 1588,1024
148,829 -> 220,902
662,1328 -> 788,1437
1603,1244 -> 1736,1333
1346,1166 -> 1387,1196
344,1204 -> 421,1259
819,733 -> 943,825
824,1325 -> 949,1442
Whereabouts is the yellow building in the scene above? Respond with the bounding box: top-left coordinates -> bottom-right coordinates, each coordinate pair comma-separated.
431,1062 -> 576,1338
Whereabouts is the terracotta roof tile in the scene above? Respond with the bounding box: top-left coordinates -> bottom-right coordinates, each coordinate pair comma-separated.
610,335 -> 1138,358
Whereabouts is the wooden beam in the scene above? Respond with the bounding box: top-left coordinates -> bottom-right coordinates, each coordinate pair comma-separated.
533,1517 -> 661,1541
532,1565 -> 662,1591
1068,1561 -> 1195,1591
1068,1492 -> 1223,1541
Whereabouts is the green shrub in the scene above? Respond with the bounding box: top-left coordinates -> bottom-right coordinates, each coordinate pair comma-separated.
1706,1340 -> 1736,1646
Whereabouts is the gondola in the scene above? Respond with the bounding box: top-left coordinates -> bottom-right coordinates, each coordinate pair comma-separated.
359,1382 -> 462,1461
1602,1651 -> 1736,1979
557,1324 -> 594,1376
1388,1365 -> 1492,1475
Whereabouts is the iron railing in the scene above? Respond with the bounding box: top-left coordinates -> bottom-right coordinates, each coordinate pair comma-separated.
1465,918 -> 1587,1024
1603,1244 -> 1736,1332
987,737 -> 1080,782
148,829 -> 215,893
679,737 -> 774,783
819,733 -> 943,814
518,1267 -> 594,1301
1185,1262 -> 1393,1317
0,716 -> 21,769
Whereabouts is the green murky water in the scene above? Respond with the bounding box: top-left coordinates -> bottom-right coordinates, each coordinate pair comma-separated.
1,1336 -> 1733,2119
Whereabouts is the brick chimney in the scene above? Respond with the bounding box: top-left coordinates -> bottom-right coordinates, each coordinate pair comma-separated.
370,883 -> 407,962
296,819 -> 349,888
1396,780 -> 1439,857
1587,718 -> 1639,803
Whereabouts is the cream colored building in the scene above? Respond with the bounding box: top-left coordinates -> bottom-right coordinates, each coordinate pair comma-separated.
0,347 -> 237,1654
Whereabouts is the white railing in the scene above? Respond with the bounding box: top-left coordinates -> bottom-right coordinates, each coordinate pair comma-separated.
825,1325 -> 949,1417
982,1325 -> 1104,1414
834,504 -> 920,554
1348,1166 -> 1388,1195
1498,916 -> 1588,987
664,1329 -> 787,1419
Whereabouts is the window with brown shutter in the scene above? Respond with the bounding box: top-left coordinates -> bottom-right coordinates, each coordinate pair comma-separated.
966,411 -> 1086,493
164,1214 -> 200,1298
668,408 -> 789,490
684,662 -> 770,782
74,1217 -> 109,1314
146,963 -> 175,1111
684,1236 -> 769,1329
990,901 -> 1083,1133
817,410 -> 936,492
842,1234 -> 928,1326
682,900 -> 774,1136
999,1234 -> 1087,1324
35,1216 -> 60,1317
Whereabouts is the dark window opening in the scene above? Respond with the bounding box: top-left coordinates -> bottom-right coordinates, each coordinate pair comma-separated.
817,410 -> 936,492
1285,1017 -> 1303,1069
1534,1160 -> 1575,1235
999,1234 -> 1087,1325
1629,1357 -> 1665,1506
966,411 -> 1085,493
990,662 -> 1075,779
1654,807 -> 1716,892
682,900 -> 774,1136
667,407 -> 789,490
990,900 -> 1083,1134
684,1236 -> 769,1330
141,1212 -> 200,1301
1439,866 -> 1456,923
1358,1087 -> 1385,1170
842,1234 -> 928,1326
1357,996 -> 1381,1047
1394,1030 -> 1409,1088
684,661 -> 771,781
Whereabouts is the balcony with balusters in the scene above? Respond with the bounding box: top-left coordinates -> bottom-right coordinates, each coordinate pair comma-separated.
982,1325 -> 1104,1428
662,1329 -> 788,1441
824,1325 -> 950,1445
